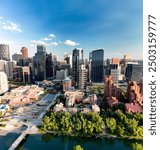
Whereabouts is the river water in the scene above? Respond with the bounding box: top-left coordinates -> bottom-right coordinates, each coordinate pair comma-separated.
12,134 -> 141,150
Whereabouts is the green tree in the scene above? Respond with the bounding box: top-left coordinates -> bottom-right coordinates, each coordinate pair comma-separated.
131,142 -> 143,150
73,145 -> 84,150
125,118 -> 138,135
116,125 -> 124,136
105,118 -> 117,134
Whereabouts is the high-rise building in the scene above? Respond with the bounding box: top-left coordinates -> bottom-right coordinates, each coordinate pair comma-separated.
46,53 -> 54,79
111,58 -> 120,65
37,45 -> 46,53
72,48 -> 83,84
86,60 -> 91,82
0,60 -> 16,80
0,44 -> 10,61
56,70 -> 68,80
13,66 -> 30,83
106,64 -> 122,86
65,54 -> 72,69
91,49 -> 104,82
33,45 -> 46,81
78,64 -> 87,90
12,53 -> 22,62
0,72 -> 8,95
110,69 -> 120,86
125,63 -> 143,83
21,47 -> 28,59
63,78 -> 72,91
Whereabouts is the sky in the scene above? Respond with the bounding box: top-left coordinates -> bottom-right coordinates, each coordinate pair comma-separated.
0,0 -> 143,60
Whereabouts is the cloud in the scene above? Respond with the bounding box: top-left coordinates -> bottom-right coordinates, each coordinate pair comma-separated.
2,21 -> 22,33
41,37 -> 52,41
51,41 -> 59,46
48,34 -> 56,38
30,40 -> 48,46
64,40 -> 80,46
0,40 -> 14,44
0,17 -> 3,19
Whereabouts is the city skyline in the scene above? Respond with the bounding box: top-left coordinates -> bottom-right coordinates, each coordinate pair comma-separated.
0,0 -> 142,60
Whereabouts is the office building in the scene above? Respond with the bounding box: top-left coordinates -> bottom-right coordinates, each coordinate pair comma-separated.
56,70 -> 68,80
13,66 -> 30,83
78,64 -> 87,90
0,44 -> 10,61
125,63 -> 143,83
33,45 -> 46,81
111,58 -> 120,65
91,49 -> 104,82
46,53 -> 54,79
37,45 -> 46,53
0,60 -> 16,80
21,47 -> 28,59
12,53 -> 22,62
72,48 -> 83,84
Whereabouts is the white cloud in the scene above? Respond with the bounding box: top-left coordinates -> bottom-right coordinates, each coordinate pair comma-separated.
51,41 -> 59,46
0,40 -> 14,44
41,37 -> 52,41
64,40 -> 80,46
2,21 -> 22,33
0,17 -> 3,19
48,34 -> 56,38
30,40 -> 48,46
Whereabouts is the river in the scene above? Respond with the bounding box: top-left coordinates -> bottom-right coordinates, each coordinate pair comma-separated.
13,134 -> 141,150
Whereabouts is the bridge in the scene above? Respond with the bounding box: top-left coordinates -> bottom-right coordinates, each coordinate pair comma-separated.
8,94 -> 59,150
8,125 -> 32,150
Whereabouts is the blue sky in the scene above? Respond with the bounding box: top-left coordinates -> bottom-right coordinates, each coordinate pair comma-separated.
0,0 -> 143,60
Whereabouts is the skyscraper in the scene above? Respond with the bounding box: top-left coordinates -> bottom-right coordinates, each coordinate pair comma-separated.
78,64 -> 87,90
33,45 -> 46,81
0,44 -> 10,61
46,53 -> 54,79
125,63 -> 143,83
37,45 -> 46,53
12,53 -> 22,62
21,47 -> 28,59
72,48 -> 83,84
0,60 -> 16,80
91,49 -> 104,83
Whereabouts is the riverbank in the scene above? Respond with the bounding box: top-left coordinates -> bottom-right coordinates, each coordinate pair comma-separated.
38,129 -> 142,141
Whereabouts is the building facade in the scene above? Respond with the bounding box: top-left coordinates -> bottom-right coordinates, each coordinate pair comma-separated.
0,72 -> 8,95
125,63 -> 143,83
46,53 -> 54,79
13,66 -> 30,83
0,44 -> 10,61
12,53 -> 22,62
91,49 -> 104,82
78,64 -> 87,90
21,47 -> 28,59
33,45 -> 46,81
72,48 -> 83,84
63,78 -> 72,91
0,60 -> 16,80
